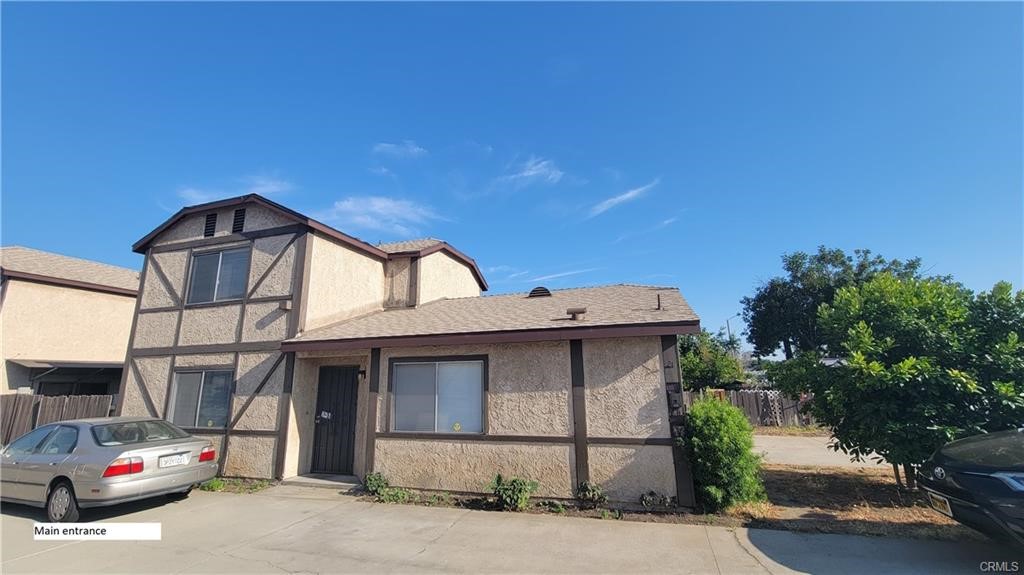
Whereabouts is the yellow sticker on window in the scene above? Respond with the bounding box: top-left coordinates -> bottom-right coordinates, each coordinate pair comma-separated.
452,422 -> 462,432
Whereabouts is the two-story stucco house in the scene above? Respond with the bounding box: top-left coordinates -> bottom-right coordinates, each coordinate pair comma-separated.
1,246 -> 139,396
119,194 -> 701,504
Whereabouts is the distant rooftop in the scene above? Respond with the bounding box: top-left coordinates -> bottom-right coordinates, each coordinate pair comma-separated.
0,246 -> 140,293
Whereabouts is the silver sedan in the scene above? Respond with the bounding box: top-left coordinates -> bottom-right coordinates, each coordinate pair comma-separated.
1,417 -> 218,522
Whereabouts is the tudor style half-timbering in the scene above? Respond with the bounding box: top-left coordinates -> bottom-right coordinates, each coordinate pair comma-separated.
119,195 -> 487,479
122,194 -> 699,504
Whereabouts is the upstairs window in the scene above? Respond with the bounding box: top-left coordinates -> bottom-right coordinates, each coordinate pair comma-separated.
186,247 -> 251,304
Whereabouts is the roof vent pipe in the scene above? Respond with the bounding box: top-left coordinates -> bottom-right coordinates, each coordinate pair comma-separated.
566,307 -> 587,320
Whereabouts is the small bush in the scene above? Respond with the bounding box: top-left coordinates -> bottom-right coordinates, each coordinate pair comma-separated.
639,491 -> 670,508
540,500 -> 566,514
575,481 -> 608,509
600,509 -> 623,520
487,474 -> 539,511
684,395 -> 766,512
199,478 -> 225,492
376,486 -> 411,504
425,492 -> 454,507
363,472 -> 389,496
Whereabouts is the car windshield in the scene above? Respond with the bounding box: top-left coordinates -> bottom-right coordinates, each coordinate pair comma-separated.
91,420 -> 190,446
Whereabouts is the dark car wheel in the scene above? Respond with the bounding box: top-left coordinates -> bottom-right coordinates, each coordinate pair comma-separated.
46,481 -> 80,523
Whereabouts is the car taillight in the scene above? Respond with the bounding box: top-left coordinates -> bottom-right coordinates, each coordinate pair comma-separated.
103,456 -> 144,477
199,446 -> 215,462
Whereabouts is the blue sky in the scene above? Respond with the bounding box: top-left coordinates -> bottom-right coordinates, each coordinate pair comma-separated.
2,3 -> 1021,341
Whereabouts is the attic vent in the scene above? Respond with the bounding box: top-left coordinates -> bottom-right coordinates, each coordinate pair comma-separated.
232,208 -> 246,233
528,286 -> 552,298
203,213 -> 217,237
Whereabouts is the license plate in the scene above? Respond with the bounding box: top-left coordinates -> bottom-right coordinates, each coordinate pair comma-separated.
928,492 -> 953,517
159,453 -> 191,468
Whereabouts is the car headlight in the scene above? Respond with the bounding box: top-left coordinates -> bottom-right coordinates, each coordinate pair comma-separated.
992,472 -> 1024,492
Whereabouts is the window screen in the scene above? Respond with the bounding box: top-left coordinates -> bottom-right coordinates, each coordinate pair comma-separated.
169,371 -> 233,428
392,360 -> 483,433
186,247 -> 251,304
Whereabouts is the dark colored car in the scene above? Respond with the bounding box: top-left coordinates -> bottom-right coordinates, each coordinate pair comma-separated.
918,429 -> 1024,546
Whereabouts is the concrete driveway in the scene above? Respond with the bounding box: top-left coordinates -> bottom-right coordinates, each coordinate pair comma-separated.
753,435 -> 884,468
1,485 -> 1016,574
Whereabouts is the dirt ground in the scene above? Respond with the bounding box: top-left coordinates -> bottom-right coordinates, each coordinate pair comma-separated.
358,464 -> 981,543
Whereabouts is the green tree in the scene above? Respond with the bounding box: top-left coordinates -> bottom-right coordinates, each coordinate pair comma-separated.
741,247 -> 924,358
679,330 -> 745,391
772,275 -> 1024,485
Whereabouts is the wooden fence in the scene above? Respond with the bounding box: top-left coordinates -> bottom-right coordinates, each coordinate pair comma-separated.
682,389 -> 813,427
0,394 -> 113,445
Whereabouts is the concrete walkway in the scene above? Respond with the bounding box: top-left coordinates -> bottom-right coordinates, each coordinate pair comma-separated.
754,435 -> 884,468
1,485 -> 1015,574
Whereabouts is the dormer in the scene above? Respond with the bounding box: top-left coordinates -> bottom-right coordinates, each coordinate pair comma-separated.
378,239 -> 488,308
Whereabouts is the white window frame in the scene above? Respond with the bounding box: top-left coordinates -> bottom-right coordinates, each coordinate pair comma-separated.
167,370 -> 234,429
185,246 -> 251,305
390,358 -> 486,434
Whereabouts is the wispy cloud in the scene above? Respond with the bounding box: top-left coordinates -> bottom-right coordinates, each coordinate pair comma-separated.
369,166 -> 396,178
176,174 -> 294,205
243,175 -> 293,195
588,178 -> 660,218
612,215 -> 679,244
528,267 -> 600,282
318,196 -> 442,237
496,156 -> 564,188
372,140 -> 428,158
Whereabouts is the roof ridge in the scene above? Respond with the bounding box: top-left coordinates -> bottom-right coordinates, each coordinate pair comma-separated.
0,245 -> 139,275
475,283 -> 679,299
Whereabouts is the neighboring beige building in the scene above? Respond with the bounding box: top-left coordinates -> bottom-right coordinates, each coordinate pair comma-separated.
120,194 -> 701,504
0,246 -> 139,396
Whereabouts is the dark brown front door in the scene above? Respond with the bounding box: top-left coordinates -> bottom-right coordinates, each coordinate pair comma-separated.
311,366 -> 359,474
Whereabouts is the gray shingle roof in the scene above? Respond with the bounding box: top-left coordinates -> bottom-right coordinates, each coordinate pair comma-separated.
376,238 -> 444,253
288,284 -> 698,343
0,246 -> 140,292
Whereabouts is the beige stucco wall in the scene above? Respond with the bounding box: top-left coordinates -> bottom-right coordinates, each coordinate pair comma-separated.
378,342 -> 572,436
302,233 -> 385,331
383,257 -> 413,308
1,280 -> 135,392
417,251 -> 480,304
177,305 -> 242,346
151,204 -> 294,248
584,337 -> 670,439
222,435 -> 276,479
376,439 -> 574,498
231,352 -> 285,431
588,445 -> 677,502
249,235 -> 297,299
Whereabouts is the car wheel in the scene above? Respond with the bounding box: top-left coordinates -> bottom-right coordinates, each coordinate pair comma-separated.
167,487 -> 192,500
46,481 -> 79,523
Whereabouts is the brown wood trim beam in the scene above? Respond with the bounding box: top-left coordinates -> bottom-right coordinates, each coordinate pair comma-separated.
1,269 -> 138,297
183,428 -> 278,437
146,257 -> 182,307
570,339 -> 589,486
131,341 -> 281,357
246,233 -> 300,299
281,321 -> 701,352
128,359 -> 159,418
662,334 -> 696,508
364,348 -> 381,477
147,224 -> 307,254
587,437 -> 674,446
228,352 -> 286,429
375,432 -> 574,444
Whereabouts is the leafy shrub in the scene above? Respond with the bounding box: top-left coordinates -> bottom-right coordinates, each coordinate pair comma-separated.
639,491 -> 670,508
600,509 -> 623,520
376,486 -> 411,504
199,478 -> 225,492
363,472 -> 389,496
425,492 -> 454,507
541,500 -> 566,514
487,474 -> 539,511
684,395 -> 766,512
575,481 -> 608,509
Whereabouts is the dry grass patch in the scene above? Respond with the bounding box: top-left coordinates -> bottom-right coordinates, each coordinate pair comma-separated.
753,425 -> 830,437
